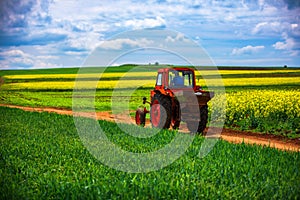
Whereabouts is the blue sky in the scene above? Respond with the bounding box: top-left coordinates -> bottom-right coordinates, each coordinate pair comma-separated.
0,0 -> 299,69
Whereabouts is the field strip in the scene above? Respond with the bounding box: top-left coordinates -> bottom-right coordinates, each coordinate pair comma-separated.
1,104 -> 299,152
217,128 -> 300,152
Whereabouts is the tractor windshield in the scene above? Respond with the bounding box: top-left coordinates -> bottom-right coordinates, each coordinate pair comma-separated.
169,70 -> 194,88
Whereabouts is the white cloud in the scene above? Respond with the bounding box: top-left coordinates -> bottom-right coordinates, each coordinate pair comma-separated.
272,32 -> 299,56
30,60 -> 62,69
252,21 -> 283,35
100,38 -> 154,50
0,50 -> 27,57
252,22 -> 268,34
0,48 -> 60,69
124,16 -> 166,29
64,51 -> 85,56
36,55 -> 59,60
252,21 -> 300,38
165,33 -> 189,43
232,45 -> 265,55
252,20 -> 300,57
273,39 -> 294,50
291,24 -> 298,29
290,23 -> 300,37
66,33 -> 103,51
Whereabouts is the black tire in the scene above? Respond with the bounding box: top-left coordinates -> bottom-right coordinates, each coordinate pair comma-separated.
150,94 -> 171,129
171,120 -> 180,130
171,100 -> 180,130
135,108 -> 145,127
187,105 -> 208,134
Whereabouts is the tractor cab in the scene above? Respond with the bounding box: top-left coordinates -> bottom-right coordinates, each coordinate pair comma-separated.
154,67 -> 198,93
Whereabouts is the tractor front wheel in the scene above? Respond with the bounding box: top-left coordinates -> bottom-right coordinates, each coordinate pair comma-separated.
135,108 -> 146,127
150,94 -> 171,129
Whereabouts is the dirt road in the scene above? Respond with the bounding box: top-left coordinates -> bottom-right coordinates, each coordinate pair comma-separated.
1,104 -> 299,152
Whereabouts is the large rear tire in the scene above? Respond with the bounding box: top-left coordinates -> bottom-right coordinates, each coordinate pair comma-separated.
150,94 -> 171,129
171,100 -> 180,130
171,119 -> 180,130
186,105 -> 208,134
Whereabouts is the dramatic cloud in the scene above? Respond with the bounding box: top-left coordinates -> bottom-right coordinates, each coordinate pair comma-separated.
283,0 -> 300,9
0,0 -> 53,40
0,0 -> 66,48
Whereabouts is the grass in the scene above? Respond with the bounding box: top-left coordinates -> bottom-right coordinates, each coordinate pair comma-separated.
0,107 -> 299,199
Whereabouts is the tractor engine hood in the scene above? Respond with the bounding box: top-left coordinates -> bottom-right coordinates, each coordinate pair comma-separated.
173,89 -> 214,106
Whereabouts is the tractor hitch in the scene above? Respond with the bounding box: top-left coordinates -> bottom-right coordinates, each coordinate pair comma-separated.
143,97 -> 151,105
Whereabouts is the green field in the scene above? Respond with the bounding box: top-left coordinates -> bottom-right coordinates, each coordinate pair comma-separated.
1,66 -> 300,198
1,107 -> 299,199
1,66 -> 300,137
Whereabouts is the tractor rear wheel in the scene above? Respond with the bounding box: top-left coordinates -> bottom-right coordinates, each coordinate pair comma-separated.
150,94 -> 171,129
135,108 -> 145,127
171,100 -> 180,130
171,119 -> 180,130
186,105 -> 208,134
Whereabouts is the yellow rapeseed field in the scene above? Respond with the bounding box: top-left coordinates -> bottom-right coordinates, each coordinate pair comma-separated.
4,72 -> 157,80
225,90 -> 300,121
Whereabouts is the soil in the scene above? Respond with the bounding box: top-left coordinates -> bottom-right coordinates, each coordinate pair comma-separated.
1,104 -> 299,152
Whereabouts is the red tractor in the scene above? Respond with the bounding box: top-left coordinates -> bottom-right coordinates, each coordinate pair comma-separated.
135,67 -> 214,134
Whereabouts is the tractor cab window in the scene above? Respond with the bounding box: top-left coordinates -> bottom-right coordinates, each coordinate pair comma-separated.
156,73 -> 163,86
169,70 -> 193,88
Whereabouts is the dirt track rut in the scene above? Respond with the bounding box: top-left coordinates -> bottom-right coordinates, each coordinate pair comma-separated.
1,104 -> 299,152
